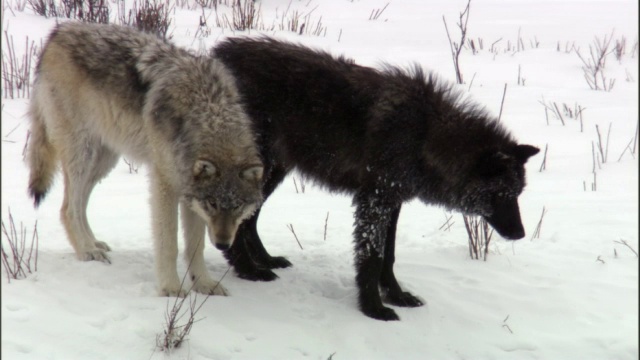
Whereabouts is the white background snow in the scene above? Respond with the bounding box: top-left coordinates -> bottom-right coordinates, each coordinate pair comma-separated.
1,0 -> 638,359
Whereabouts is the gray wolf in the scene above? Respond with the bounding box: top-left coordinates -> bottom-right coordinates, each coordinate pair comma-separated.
27,23 -> 264,297
212,36 -> 539,320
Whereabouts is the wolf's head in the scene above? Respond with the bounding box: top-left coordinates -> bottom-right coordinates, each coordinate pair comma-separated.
428,144 -> 540,240
185,159 -> 263,250
455,144 -> 539,240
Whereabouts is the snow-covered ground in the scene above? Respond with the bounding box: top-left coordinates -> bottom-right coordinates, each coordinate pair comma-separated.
2,1 -> 638,359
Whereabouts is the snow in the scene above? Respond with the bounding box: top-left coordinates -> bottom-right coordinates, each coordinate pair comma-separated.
1,0 -> 638,359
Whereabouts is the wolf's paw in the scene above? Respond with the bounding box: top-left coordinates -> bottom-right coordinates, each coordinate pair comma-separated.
259,256 -> 292,269
78,249 -> 111,264
192,277 -> 229,296
94,240 -> 111,251
254,255 -> 292,269
362,305 -> 400,321
236,267 -> 278,282
384,291 -> 424,308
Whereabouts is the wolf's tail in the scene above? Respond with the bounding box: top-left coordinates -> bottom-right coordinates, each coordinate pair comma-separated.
27,91 -> 57,207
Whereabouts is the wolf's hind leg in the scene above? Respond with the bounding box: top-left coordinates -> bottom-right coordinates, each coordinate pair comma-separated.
181,202 -> 228,296
60,144 -> 118,263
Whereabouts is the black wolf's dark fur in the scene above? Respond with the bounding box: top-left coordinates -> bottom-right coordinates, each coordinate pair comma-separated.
212,37 -> 539,321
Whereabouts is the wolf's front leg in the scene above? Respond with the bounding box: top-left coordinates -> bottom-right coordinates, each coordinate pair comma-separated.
150,173 -> 185,297
353,191 -> 401,321
379,205 -> 424,307
181,202 -> 228,296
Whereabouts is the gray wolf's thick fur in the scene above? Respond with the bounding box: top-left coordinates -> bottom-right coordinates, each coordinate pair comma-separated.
27,23 -> 263,297
213,37 -> 539,320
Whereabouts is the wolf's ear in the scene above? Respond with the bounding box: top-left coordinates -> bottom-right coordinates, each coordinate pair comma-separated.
513,144 -> 540,164
241,165 -> 263,182
194,159 -> 217,177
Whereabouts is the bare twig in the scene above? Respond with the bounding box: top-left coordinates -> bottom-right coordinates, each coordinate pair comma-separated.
618,125 -> 639,161
530,206 -> 547,240
502,315 -> 513,334
595,123 -> 612,164
551,102 -> 565,126
323,212 -> 329,241
538,144 -> 548,172
286,224 -> 303,250
613,239 -> 638,257
498,83 -> 507,121
438,212 -> 455,231
368,2 -> 389,20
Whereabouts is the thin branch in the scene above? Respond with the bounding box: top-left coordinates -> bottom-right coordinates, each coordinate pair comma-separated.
498,83 -> 507,121
286,223 -> 303,250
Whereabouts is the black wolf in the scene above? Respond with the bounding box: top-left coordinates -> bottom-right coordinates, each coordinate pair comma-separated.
212,37 -> 539,320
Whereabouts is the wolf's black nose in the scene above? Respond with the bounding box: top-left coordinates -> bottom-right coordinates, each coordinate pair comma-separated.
503,229 -> 525,240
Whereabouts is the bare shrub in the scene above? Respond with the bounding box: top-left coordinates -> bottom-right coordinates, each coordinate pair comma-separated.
538,97 -> 565,126
2,32 -> 39,99
575,32 -> 616,91
613,239 -> 638,258
594,123 -> 612,164
135,0 -> 172,39
156,261 -> 232,352
368,2 -> 389,21
64,0 -> 110,23
27,0 -> 62,17
157,293 -> 200,351
463,215 -> 493,261
1,210 -> 39,283
442,0 -> 471,84
118,0 -> 172,39
30,0 -> 109,23
228,0 -> 262,31
277,2 -> 326,37
5,0 -> 28,12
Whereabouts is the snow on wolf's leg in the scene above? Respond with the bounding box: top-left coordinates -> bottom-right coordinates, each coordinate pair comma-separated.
59,147 -> 111,263
379,205 -> 423,307
150,170 -> 184,297
353,191 -> 399,321
180,202 -> 228,296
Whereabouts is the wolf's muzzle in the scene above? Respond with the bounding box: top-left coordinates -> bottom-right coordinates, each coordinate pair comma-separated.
215,243 -> 230,250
